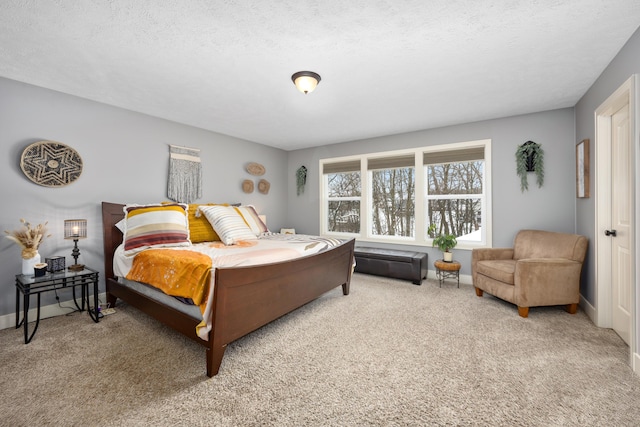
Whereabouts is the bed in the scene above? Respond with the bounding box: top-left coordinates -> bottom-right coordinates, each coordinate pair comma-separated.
101,201 -> 355,377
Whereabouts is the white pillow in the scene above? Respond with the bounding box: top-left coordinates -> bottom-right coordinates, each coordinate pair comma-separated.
197,205 -> 257,245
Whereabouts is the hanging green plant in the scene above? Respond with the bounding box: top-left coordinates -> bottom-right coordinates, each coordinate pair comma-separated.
296,165 -> 307,196
515,141 -> 544,192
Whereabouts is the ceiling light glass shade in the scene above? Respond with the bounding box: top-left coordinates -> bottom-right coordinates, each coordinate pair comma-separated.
291,71 -> 321,94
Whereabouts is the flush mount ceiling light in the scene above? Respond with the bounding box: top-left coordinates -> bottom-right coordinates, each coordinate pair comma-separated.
291,71 -> 321,94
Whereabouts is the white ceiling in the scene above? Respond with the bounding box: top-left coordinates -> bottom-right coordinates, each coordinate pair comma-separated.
1,1 -> 639,151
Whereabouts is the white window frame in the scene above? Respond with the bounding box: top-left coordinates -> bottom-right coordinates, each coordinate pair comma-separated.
367,153 -> 417,242
320,158 -> 363,238
319,139 -> 492,249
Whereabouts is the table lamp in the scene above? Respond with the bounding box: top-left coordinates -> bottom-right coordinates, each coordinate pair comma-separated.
64,219 -> 87,271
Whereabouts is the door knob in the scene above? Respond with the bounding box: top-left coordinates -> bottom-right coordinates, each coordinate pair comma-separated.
605,229 -> 617,237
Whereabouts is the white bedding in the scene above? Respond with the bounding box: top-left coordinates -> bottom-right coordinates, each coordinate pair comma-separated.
113,233 -> 343,340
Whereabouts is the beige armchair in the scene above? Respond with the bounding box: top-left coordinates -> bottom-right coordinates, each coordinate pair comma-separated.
472,230 -> 588,317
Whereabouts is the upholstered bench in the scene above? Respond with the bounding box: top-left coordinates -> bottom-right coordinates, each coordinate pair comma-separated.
354,247 -> 428,285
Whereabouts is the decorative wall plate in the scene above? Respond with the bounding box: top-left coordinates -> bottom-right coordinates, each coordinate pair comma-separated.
246,162 -> 265,176
258,179 -> 270,195
242,179 -> 254,193
20,141 -> 83,187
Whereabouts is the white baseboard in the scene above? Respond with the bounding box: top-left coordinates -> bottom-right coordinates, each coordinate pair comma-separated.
0,292 -> 106,331
579,293 -> 597,323
426,270 -> 472,286
460,273 -> 472,285
634,352 -> 640,375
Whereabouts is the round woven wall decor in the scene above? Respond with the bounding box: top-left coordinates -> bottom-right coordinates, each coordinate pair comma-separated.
246,162 -> 265,176
242,179 -> 254,193
258,179 -> 270,195
20,140 -> 83,187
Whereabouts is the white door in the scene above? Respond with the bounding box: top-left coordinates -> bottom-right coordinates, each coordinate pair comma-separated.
595,76 -> 635,356
611,103 -> 632,345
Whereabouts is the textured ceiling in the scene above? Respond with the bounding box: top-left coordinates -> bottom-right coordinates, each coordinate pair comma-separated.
1,1 -> 639,151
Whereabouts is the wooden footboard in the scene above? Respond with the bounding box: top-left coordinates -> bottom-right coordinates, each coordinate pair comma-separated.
209,238 -> 354,376
101,201 -> 354,377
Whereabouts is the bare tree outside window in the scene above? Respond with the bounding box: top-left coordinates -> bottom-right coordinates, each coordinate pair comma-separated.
370,167 -> 415,237
427,161 -> 483,240
327,172 -> 361,233
322,141 -> 489,245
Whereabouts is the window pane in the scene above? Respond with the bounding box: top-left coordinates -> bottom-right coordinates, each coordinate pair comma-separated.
427,198 -> 482,240
321,140 -> 490,245
370,168 -> 415,237
328,201 -> 360,233
327,172 -> 361,197
427,161 -> 483,195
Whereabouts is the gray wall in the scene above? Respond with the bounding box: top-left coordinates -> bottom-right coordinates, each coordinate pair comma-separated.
0,77 -> 288,317
286,108 -> 577,275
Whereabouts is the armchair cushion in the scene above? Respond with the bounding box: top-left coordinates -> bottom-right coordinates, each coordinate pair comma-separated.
475,259 -> 516,284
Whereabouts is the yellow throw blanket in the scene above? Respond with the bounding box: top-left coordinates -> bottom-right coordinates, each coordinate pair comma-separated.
126,249 -> 213,315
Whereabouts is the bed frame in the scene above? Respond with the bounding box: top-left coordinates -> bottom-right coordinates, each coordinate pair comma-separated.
101,201 -> 355,377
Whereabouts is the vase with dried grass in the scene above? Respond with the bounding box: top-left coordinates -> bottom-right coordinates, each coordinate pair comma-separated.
5,219 -> 51,275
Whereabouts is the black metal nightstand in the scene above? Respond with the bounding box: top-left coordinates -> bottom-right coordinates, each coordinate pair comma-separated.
15,267 -> 100,343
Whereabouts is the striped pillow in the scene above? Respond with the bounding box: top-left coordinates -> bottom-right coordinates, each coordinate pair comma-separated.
123,203 -> 191,255
234,205 -> 269,235
197,205 -> 257,245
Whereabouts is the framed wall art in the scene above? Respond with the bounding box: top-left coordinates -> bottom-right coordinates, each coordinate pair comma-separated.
576,139 -> 589,198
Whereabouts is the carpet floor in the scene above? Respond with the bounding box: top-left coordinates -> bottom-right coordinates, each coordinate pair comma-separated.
1,273 -> 639,426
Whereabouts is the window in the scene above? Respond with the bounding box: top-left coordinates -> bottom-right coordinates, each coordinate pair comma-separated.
425,147 -> 484,243
323,160 -> 361,234
369,155 -> 415,238
320,140 -> 491,248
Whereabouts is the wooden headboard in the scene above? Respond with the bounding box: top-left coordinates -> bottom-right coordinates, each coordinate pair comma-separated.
101,202 -> 125,282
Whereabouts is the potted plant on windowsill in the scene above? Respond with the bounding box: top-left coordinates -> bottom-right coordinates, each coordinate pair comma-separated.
429,224 -> 458,262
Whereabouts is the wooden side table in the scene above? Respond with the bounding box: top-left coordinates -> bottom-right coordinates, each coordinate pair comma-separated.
434,259 -> 461,287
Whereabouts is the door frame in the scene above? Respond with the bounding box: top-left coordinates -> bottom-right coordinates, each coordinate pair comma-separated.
594,75 -> 638,371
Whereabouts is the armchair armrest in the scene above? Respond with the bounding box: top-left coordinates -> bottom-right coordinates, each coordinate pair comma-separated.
515,258 -> 583,307
472,248 -> 514,262
472,248 -> 514,284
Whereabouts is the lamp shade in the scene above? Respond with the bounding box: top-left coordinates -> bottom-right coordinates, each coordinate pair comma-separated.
291,71 -> 321,94
64,219 -> 87,239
